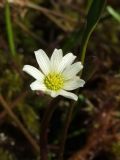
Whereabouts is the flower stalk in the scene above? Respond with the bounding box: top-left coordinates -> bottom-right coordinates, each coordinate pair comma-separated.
40,98 -> 58,160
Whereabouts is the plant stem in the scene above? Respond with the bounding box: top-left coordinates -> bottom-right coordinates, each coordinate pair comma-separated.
58,101 -> 76,160
5,0 -> 16,56
40,98 -> 58,160
0,94 -> 39,154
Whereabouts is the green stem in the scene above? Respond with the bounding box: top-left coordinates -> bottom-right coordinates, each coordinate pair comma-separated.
5,0 -> 16,56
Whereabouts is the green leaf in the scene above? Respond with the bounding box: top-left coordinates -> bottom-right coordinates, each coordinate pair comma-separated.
62,0 -> 106,64
86,0 -> 93,13
80,0 -> 106,64
107,6 -> 120,23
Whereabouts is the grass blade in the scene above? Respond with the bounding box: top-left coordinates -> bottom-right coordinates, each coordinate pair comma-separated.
107,6 -> 120,23
5,0 -> 16,56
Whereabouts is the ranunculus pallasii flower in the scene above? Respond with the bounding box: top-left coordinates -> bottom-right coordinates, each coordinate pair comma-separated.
23,49 -> 85,101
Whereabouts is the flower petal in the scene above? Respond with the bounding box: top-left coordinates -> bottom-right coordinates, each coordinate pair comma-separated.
64,77 -> 85,91
34,49 -> 50,75
30,80 -> 46,91
50,48 -> 63,72
50,91 -> 59,98
58,53 -> 76,72
23,65 -> 44,81
62,62 -> 83,80
59,90 -> 78,101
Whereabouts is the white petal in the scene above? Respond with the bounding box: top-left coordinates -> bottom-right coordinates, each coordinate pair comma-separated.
50,91 -> 59,98
62,62 -> 83,80
50,48 -> 63,72
30,80 -> 46,91
23,65 -> 44,81
58,53 -> 76,72
34,49 -> 50,75
59,90 -> 78,101
64,77 -> 85,91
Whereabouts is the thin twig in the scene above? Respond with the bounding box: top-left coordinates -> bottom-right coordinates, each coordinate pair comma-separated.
5,0 -> 76,23
27,2 -> 69,31
0,94 -> 40,154
0,91 -> 28,121
27,2 -> 76,23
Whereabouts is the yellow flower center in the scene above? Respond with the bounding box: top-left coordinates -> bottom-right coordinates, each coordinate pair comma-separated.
44,73 -> 64,91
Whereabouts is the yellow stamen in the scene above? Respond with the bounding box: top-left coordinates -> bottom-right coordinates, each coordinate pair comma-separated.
44,73 -> 64,91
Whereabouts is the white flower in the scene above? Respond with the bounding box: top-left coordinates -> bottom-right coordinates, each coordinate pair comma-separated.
23,49 -> 85,101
